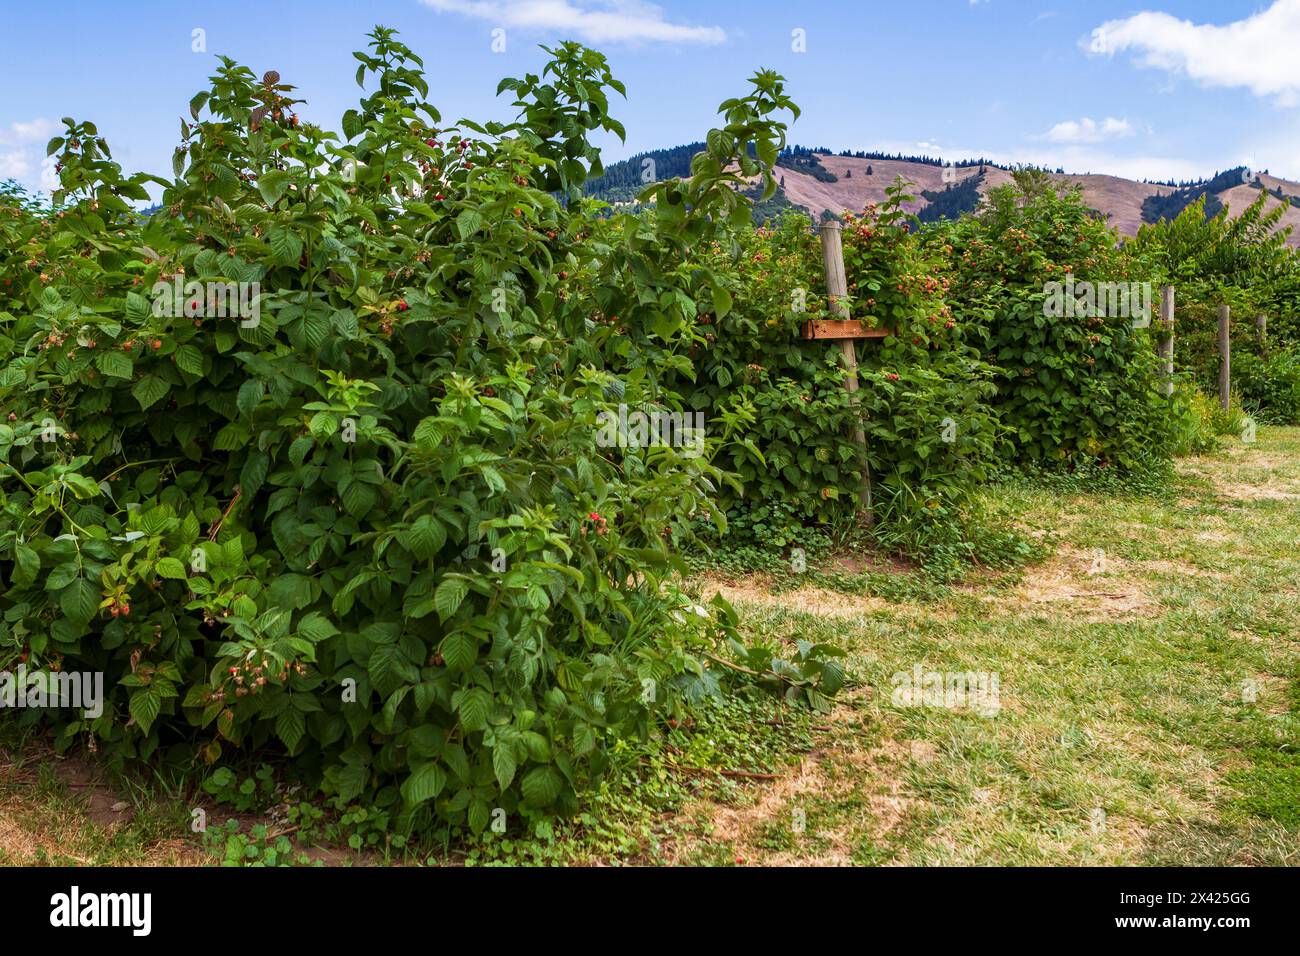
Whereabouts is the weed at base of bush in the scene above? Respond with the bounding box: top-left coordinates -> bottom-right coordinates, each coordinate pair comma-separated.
992,450 -> 1181,501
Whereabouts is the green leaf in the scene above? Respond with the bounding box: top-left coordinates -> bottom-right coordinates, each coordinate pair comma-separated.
257,169 -> 290,206
457,687 -> 492,732
132,375 -> 170,410
339,475 -> 377,518
412,417 -> 447,450
435,576 -> 470,621
308,411 -> 337,441
60,577 -> 98,623
573,722 -> 597,756
288,435 -> 313,466
711,285 -> 733,320
492,743 -> 517,791
297,611 -> 339,643
341,110 -> 363,140
45,563 -> 79,591
129,687 -> 162,734
276,706 -> 305,752
175,344 -> 205,376
520,765 -> 564,807
368,644 -> 416,697
155,557 -> 188,580
456,209 -> 485,240
240,450 -> 269,499
95,349 -> 133,379
12,544 -> 39,588
467,798 -> 491,835
236,379 -> 265,415
440,631 -> 476,672
331,762 -> 368,803
269,226 -> 304,266
126,291 -> 151,322
401,761 -> 447,806
404,515 -> 445,561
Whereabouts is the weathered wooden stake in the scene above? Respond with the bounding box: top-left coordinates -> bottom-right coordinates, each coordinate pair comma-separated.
1256,313 -> 1268,348
1158,285 -> 1175,397
1218,304 -> 1231,411
820,219 -> 873,527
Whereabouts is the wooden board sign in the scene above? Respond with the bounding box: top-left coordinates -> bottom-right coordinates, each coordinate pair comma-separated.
801,319 -> 893,341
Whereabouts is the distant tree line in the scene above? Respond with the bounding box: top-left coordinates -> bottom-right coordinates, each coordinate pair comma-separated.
833,148 -> 1001,170
1140,168 -> 1252,224
580,141 -> 706,202
776,148 -> 838,183
917,173 -> 985,224
1140,168 -> 1270,189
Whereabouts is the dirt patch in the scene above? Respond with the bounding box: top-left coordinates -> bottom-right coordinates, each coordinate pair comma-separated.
1212,482 -> 1300,502
1141,560 -> 1228,581
1179,456 -> 1300,502
0,790 -> 202,866
661,701 -> 919,867
1195,530 -> 1233,543
50,754 -> 135,828
697,575 -> 897,619
1004,546 -> 1157,621
825,550 -> 917,576
0,743 -> 204,866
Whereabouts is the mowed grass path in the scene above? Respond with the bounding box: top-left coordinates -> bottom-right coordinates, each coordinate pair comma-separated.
3,430 -> 1297,865
666,428 -> 1300,865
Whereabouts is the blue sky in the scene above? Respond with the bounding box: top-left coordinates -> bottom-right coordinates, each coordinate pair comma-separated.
3,0 -> 1299,197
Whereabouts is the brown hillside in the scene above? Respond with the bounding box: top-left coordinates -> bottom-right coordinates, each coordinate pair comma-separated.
772,152 -> 1299,246
1215,179 -> 1300,240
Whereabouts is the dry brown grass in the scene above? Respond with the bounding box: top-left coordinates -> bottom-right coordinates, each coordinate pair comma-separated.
0,747 -> 204,866
769,153 -> 1299,246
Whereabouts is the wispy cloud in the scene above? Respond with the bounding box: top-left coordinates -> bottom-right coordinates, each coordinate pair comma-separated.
418,0 -> 726,45
3,118 -> 58,144
1086,0 -> 1300,106
1040,116 -> 1135,144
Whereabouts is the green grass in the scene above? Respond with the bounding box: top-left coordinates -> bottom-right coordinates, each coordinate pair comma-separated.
664,427 -> 1300,866
3,429 -> 1297,865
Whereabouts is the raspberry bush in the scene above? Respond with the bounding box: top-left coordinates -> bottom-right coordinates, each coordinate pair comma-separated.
0,29 -> 840,834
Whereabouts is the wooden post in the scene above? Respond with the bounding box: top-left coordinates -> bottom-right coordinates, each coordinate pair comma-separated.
820,219 -> 872,527
1158,285 -> 1175,397
1218,304 -> 1231,411
1256,314 -> 1267,349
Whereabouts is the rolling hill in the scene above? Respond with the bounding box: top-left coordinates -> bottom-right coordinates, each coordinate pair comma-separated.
582,146 -> 1300,245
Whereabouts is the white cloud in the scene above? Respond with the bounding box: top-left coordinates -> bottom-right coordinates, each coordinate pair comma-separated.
1239,126 -> 1300,181
1028,148 -> 1207,183
1041,116 -> 1135,144
0,150 -> 35,181
856,137 -> 1209,184
1087,0 -> 1300,105
3,118 -> 58,143
0,119 -> 58,192
0,118 -> 57,146
418,0 -> 725,44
